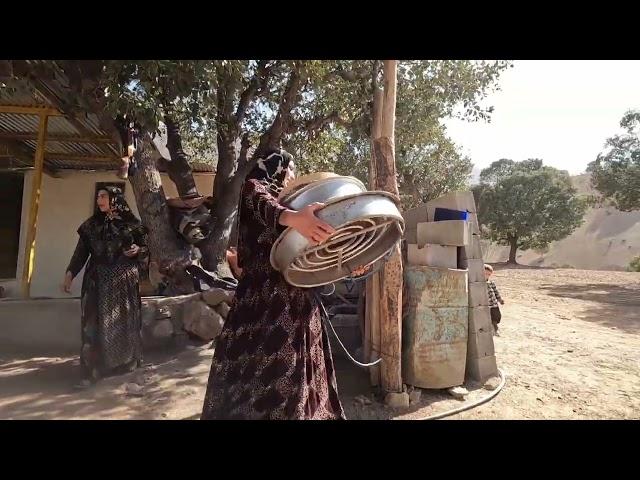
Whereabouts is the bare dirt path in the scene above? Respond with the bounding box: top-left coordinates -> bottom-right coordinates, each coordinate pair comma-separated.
2,267 -> 638,420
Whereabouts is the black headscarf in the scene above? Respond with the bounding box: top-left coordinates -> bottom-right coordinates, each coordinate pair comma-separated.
246,148 -> 294,197
95,186 -> 137,223
94,186 -> 146,246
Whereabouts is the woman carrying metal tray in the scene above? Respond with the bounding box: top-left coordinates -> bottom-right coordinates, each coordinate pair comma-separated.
200,149 -> 366,420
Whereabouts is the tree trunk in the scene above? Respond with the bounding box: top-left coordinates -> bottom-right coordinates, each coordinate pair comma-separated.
365,77 -> 384,387
373,60 -> 403,395
508,237 -> 519,264
198,62 -> 302,280
197,135 -> 242,279
128,137 -> 194,293
160,116 -> 199,198
198,187 -> 238,279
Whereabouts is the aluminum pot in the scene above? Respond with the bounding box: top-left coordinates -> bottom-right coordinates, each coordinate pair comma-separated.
279,176 -> 367,210
271,192 -> 404,288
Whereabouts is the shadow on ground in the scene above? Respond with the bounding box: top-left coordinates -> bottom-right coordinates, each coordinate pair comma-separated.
0,342 -> 211,420
538,282 -> 640,334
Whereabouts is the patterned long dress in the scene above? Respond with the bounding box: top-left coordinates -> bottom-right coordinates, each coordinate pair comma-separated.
67,215 -> 148,380
201,179 -> 345,420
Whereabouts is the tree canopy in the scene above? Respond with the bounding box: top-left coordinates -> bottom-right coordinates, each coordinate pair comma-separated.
588,110 -> 640,211
1,59 -> 511,283
475,159 -> 588,263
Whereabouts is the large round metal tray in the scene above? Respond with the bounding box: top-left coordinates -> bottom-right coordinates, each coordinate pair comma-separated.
271,192 -> 404,288
280,176 -> 367,210
279,172 -> 342,199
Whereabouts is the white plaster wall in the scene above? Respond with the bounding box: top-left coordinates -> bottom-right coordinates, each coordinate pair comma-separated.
0,170 -> 214,299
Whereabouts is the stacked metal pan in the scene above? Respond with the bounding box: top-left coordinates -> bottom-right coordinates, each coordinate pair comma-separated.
270,174 -> 404,288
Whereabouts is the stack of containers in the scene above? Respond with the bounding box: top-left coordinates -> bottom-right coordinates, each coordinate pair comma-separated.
401,200 -> 470,389
402,191 -> 498,384
425,192 -> 498,382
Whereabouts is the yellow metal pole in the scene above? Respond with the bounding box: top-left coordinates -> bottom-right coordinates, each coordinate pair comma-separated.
0,105 -> 61,116
21,113 -> 48,298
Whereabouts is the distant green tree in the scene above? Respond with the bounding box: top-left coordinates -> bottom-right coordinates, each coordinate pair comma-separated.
476,159 -> 588,263
588,110 -> 640,211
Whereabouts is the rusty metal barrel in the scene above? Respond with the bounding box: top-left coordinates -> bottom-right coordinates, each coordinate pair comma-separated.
402,265 -> 469,389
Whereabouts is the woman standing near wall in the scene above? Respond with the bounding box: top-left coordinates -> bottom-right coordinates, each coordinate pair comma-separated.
63,186 -> 148,388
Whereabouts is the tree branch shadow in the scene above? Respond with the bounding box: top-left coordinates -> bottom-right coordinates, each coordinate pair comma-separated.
0,344 -> 211,420
538,282 -> 640,334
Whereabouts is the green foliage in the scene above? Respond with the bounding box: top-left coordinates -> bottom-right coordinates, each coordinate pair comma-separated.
588,110 -> 640,211
629,255 -> 640,272
396,134 -> 473,209
3,60 -> 511,202
476,159 -> 588,253
289,60 -> 511,204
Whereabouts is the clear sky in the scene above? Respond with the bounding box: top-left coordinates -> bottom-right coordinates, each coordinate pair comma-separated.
443,60 -> 640,176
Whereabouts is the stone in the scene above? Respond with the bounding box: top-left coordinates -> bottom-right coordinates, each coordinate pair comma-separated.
466,355 -> 498,383
483,376 -> 502,391
155,292 -> 202,309
197,304 -> 225,339
459,239 -> 483,261
447,386 -> 468,400
417,220 -> 469,247
134,373 -> 155,386
426,192 -> 477,221
469,306 -> 493,334
467,331 -> 495,359
402,204 -> 430,244
468,216 -> 481,235
201,288 -> 234,307
354,395 -> 372,406
407,244 -> 458,268
182,301 -> 224,341
181,301 -> 201,331
151,319 -> 174,339
168,304 -> 185,332
124,383 -> 145,397
409,389 -> 422,405
215,302 -> 231,320
384,392 -> 410,409
465,259 -> 487,282
469,281 -> 490,307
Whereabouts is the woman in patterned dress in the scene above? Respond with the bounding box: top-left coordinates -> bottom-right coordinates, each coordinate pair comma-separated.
201,149 -> 346,420
63,186 -> 148,388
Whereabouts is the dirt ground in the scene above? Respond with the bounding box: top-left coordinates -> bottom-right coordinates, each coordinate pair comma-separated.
1,266 -> 638,420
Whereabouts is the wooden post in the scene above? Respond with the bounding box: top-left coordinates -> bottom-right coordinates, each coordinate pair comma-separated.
366,84 -> 385,386
375,60 -> 403,394
21,114 -> 48,298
